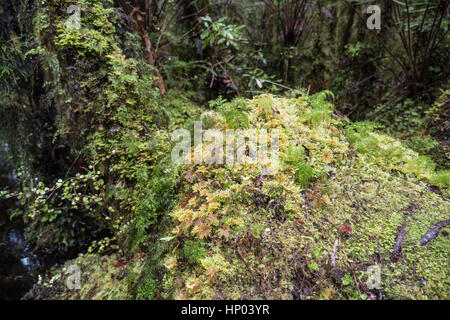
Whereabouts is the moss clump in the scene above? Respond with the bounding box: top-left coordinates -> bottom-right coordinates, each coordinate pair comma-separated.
156,93 -> 449,300
23,92 -> 449,301
285,145 -> 315,188
25,252 -> 146,300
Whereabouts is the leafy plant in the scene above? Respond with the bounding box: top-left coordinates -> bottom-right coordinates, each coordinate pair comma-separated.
284,145 -> 315,188
200,16 -> 246,50
181,240 -> 207,264
347,0 -> 450,96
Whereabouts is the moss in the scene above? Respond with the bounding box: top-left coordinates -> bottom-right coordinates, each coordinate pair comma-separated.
7,0 -> 204,259
8,0 -> 448,300
28,252 -> 145,300
219,99 -> 249,129
285,145 -> 314,188
136,272 -> 157,300
181,240 -> 208,264
158,94 -> 449,300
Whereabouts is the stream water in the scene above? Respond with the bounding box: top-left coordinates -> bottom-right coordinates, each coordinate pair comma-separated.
0,142 -> 41,300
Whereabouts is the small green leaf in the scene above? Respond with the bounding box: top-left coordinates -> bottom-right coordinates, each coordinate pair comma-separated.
308,263 -> 319,271
160,236 -> 176,242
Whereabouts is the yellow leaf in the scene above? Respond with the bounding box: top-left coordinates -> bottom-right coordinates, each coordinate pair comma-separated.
188,198 -> 199,207
192,209 -> 206,220
217,227 -> 230,240
206,266 -> 217,278
322,149 -> 332,164
192,222 -> 211,239
207,201 -> 220,213
207,214 -> 219,225
175,291 -> 190,300
163,256 -> 177,270
320,195 -> 331,205
176,209 -> 193,222
186,278 -> 201,292
196,166 -> 209,174
192,181 -> 207,193
206,194 -> 217,203
171,225 -> 182,235
217,190 -> 229,199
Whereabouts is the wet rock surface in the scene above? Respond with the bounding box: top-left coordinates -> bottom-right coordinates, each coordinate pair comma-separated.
0,146 -> 41,300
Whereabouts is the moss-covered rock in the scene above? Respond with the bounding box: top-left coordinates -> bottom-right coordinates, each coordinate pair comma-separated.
155,93 -> 449,300
26,90 -> 449,301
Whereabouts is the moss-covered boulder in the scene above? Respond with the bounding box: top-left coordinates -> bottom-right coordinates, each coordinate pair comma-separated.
32,92 -> 449,300
159,92 -> 449,300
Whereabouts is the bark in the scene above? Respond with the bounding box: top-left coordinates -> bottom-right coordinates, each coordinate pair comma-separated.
130,7 -> 166,94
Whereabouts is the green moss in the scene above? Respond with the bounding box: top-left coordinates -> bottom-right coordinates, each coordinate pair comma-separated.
30,252 -> 144,300
136,273 -> 157,300
158,93 -> 449,300
431,170 -> 450,189
8,0 -> 448,301
219,98 -> 249,129
285,145 -> 314,188
181,240 -> 208,264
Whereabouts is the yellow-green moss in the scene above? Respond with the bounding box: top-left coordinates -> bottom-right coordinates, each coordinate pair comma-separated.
159,94 -> 449,300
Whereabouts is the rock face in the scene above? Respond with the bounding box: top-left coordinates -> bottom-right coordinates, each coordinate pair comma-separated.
0,147 -> 41,300
33,93 -> 449,300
